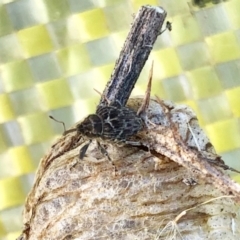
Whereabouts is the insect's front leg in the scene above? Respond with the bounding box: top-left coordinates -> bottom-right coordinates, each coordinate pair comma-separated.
79,140 -> 92,159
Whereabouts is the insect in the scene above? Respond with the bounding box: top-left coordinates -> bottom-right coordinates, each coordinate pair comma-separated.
64,102 -> 144,160
159,21 -> 172,34
64,62 -> 154,162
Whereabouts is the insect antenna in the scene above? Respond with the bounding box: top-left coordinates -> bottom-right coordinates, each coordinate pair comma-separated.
63,128 -> 78,136
49,115 -> 78,136
49,115 -> 66,132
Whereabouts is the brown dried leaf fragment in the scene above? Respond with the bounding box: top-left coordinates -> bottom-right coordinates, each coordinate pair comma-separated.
128,97 -> 240,200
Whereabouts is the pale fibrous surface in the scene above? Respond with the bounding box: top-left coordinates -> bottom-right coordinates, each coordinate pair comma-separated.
18,98 -> 240,240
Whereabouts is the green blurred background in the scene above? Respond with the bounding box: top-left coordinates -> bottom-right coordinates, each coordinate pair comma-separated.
0,0 -> 240,239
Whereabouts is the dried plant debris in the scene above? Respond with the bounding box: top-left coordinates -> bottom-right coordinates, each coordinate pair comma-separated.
18,96 -> 240,240
18,66 -> 240,240
155,195 -> 238,240
17,6 -> 240,239
127,97 -> 240,199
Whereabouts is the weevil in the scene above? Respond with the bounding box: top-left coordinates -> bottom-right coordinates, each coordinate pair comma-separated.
64,63 -> 154,161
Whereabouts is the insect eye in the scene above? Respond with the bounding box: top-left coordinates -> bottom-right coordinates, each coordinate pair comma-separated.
76,114 -> 103,137
77,124 -> 84,132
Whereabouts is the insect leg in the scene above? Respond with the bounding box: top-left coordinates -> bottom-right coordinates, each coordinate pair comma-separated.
124,140 -> 150,153
124,140 -> 142,146
97,142 -> 117,172
204,157 -> 240,174
79,140 -> 92,159
97,141 -> 112,162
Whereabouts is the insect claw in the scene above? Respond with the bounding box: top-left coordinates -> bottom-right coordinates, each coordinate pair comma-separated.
203,155 -> 240,174
226,167 -> 240,174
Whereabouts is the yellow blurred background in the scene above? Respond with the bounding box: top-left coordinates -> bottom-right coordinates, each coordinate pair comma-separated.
0,0 -> 240,239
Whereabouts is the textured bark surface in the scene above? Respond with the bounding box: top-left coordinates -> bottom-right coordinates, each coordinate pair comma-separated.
98,6 -> 166,108
18,98 -> 240,240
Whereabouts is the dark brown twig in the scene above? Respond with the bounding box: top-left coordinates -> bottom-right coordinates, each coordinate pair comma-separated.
97,6 -> 167,108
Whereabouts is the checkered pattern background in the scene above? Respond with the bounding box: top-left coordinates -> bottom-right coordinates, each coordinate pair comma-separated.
0,0 -> 240,239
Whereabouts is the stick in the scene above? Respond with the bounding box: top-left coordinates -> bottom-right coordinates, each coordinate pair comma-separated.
97,6 -> 167,108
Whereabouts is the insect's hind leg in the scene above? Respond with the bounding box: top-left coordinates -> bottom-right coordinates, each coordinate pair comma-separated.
124,140 -> 142,146
124,140 -> 150,153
